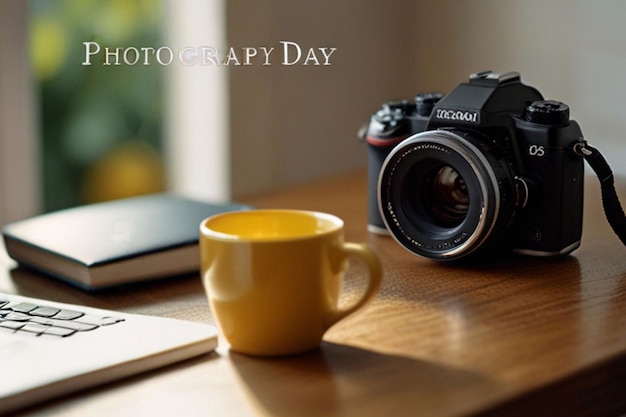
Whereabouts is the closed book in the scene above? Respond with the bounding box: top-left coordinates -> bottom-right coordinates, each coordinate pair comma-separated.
2,194 -> 249,290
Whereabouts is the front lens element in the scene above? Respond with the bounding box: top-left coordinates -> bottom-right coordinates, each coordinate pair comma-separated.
421,165 -> 469,228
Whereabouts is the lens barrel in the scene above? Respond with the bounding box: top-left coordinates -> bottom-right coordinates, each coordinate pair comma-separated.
378,130 -> 517,261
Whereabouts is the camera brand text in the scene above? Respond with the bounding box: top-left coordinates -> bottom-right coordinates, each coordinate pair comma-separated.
435,109 -> 480,124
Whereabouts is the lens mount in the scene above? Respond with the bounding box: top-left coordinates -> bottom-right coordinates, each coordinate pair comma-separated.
378,129 -> 515,261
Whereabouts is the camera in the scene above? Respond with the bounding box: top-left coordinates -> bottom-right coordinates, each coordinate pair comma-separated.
363,71 -> 585,261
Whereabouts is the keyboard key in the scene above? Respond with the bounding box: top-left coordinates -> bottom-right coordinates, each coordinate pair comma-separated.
21,323 -> 51,335
42,326 -> 76,337
4,312 -> 31,322
10,303 -> 38,313
30,307 -> 60,318
54,309 -> 84,320
0,321 -> 25,330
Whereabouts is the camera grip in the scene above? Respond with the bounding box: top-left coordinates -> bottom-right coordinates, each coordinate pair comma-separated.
324,242 -> 382,329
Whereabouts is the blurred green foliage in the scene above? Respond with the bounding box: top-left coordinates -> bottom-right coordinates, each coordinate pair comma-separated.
30,0 -> 165,211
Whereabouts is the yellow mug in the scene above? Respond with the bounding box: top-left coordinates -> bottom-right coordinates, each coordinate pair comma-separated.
199,209 -> 382,356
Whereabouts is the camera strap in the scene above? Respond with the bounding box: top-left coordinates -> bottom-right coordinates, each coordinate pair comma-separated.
574,141 -> 626,246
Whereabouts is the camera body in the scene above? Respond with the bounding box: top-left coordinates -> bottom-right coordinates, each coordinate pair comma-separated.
364,71 -> 585,261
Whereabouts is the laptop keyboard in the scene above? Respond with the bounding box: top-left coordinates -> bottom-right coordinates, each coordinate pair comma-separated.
0,295 -> 125,338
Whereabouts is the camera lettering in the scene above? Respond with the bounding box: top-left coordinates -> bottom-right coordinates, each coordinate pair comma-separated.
434,109 -> 479,124
414,143 -> 449,154
528,145 -> 545,157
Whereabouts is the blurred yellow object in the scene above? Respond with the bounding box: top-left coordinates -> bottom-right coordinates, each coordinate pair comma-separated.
30,16 -> 68,81
82,141 -> 165,203
95,0 -> 139,43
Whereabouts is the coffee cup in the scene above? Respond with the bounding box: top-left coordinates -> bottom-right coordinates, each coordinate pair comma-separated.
199,209 -> 382,356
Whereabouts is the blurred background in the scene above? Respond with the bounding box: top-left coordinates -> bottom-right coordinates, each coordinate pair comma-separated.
2,0 -> 626,225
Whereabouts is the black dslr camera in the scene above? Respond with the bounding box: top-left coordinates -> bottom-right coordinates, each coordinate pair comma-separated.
363,71 -> 586,262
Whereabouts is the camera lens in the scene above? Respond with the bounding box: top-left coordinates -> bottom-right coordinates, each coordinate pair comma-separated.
420,165 -> 469,227
378,130 -> 516,261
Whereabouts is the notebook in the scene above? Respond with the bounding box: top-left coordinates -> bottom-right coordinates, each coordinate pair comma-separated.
2,194 -> 250,290
0,292 -> 218,414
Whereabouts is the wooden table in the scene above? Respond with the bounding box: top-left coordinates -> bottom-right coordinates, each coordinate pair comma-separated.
3,170 -> 626,416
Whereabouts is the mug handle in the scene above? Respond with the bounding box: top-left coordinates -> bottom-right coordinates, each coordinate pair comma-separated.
324,242 -> 383,329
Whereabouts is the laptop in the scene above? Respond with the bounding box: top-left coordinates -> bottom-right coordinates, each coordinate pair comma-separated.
0,292 -> 218,414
